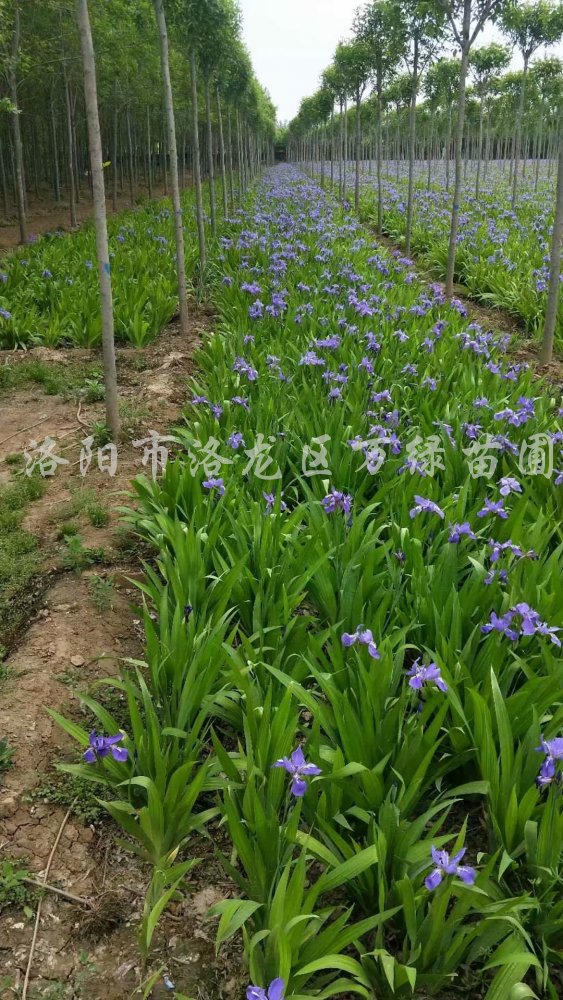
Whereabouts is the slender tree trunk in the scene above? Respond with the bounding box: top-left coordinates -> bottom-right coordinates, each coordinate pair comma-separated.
475,99 -> 484,199
216,85 -> 228,217
189,49 -> 206,270
339,99 -> 344,198
0,134 -> 9,218
427,120 -> 433,189
540,129 -> 563,365
445,0 -> 471,297
512,53 -> 529,208
330,109 -> 334,189
376,81 -> 383,233
75,0 -> 120,440
343,97 -> 348,199
153,0 -> 189,335
146,106 -> 153,198
227,110 -> 235,205
535,109 -> 543,192
63,62 -> 77,228
112,93 -> 118,211
445,106 -> 452,191
405,37 -> 419,255
354,95 -> 361,211
126,106 -> 135,204
203,76 -> 216,234
8,2 -> 27,243
50,100 -> 61,202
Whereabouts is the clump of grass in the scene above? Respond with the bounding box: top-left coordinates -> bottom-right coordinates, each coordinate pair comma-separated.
0,473 -> 45,650
0,860 -> 35,914
89,573 -> 114,612
60,534 -> 106,573
30,775 -> 106,826
0,737 -> 14,775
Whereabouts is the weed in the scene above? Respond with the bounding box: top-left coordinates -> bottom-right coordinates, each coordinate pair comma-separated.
0,860 -> 35,913
80,375 -> 105,403
87,502 -> 109,528
0,737 -> 13,774
119,398 -> 151,433
60,535 -> 106,573
0,473 -> 45,650
4,452 -> 24,467
89,573 -> 114,612
57,520 -> 80,539
30,775 -> 106,826
90,420 -> 112,447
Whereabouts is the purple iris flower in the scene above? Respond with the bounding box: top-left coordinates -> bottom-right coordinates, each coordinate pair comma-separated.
474,397 -> 490,409
83,731 -> 128,764
192,394 -> 209,405
273,747 -> 321,797
247,979 -> 285,1000
341,626 -> 380,659
513,602 -> 561,645
409,496 -> 445,520
0,307 -> 11,321
322,491 -> 352,516
228,432 -> 245,450
535,736 -> 563,788
425,847 -> 476,891
203,477 -> 225,497
481,610 -> 520,641
448,522 -> 476,543
407,659 -> 447,693
263,492 -> 287,514
231,395 -> 250,410
477,498 -> 508,520
498,476 -> 521,497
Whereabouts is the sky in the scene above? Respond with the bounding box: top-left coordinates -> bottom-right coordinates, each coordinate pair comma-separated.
238,0 -> 563,125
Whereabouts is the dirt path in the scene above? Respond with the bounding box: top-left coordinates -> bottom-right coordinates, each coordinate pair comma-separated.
0,310 -> 238,998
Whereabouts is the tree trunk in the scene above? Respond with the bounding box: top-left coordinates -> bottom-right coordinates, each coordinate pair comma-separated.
445,105 -> 452,191
189,49 -> 206,270
354,96 -> 361,211
339,99 -> 344,199
227,110 -> 235,206
75,0 -> 120,441
512,53 -> 529,208
216,86 -> 228,217
126,105 -> 135,204
540,128 -> 563,365
376,81 -> 383,233
475,98 -> 484,199
112,93 -> 118,212
153,0 -> 189,335
8,2 -> 27,243
405,35 -> 419,255
445,0 -> 471,297
203,76 -> 216,234
343,97 -> 348,199
50,100 -> 61,203
146,105 -> 153,198
63,62 -> 77,229
330,109 -> 334,189
0,134 -> 9,218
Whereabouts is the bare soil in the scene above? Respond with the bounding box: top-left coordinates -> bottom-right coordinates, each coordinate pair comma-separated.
0,183 -> 172,253
0,309 -> 241,998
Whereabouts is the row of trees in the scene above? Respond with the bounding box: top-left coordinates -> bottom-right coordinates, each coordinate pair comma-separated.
0,0 -> 275,438
285,0 -> 563,361
0,0 -> 276,242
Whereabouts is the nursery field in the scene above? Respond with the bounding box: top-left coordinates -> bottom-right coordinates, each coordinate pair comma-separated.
357,162 -> 563,344
1,0 -> 563,998
39,164 -> 560,998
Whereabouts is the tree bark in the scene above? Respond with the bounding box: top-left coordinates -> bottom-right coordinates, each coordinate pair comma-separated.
50,100 -> 61,203
0,134 -> 9,218
153,0 -> 189,335
8,1 -> 27,243
227,110 -> 235,206
63,61 -> 77,228
75,0 -> 120,441
190,49 -> 206,270
512,53 -> 529,208
376,80 -> 383,233
540,128 -> 563,365
354,96 -> 361,211
216,85 -> 228,217
405,35 -> 419,255
445,0 -> 471,297
204,76 -> 216,234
